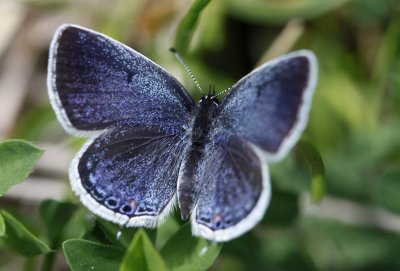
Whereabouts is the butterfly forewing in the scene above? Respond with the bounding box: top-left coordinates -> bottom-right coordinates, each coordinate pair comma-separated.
48,24 -> 195,135
211,51 -> 317,161
71,126 -> 188,227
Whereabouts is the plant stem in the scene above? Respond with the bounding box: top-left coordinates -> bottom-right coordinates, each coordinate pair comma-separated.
42,252 -> 56,271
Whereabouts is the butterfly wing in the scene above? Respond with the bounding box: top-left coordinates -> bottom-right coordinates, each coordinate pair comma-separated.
71,126 -> 188,227
211,50 -> 317,161
48,24 -> 195,226
48,24 -> 195,136
191,51 -> 317,241
191,136 -> 270,242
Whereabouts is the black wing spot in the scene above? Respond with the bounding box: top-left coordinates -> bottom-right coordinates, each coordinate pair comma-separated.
120,204 -> 135,215
92,187 -> 107,200
105,197 -> 120,209
127,71 -> 134,83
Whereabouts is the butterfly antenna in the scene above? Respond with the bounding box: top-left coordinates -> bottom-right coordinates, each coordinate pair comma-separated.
215,86 -> 231,98
170,48 -> 205,96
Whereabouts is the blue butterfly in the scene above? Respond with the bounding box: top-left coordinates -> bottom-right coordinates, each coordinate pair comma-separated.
47,24 -> 318,242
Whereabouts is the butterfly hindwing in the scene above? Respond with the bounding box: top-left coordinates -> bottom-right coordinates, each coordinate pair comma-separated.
48,24 -> 195,135
71,126 -> 188,227
191,136 -> 270,242
211,51 -> 317,161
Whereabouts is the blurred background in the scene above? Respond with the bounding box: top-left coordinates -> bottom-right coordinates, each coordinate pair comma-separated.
1,0 -> 400,270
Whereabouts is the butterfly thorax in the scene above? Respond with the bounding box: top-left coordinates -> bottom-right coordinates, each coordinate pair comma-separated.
178,95 -> 219,220
191,95 -> 219,145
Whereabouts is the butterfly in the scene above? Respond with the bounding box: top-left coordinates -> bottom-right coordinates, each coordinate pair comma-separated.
47,24 -> 317,242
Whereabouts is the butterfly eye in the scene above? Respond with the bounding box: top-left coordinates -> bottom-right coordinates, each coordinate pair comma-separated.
210,96 -> 219,105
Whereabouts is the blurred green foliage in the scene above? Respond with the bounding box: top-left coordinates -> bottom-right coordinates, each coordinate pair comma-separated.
0,210 -> 51,257
1,0 -> 400,270
0,215 -> 5,238
174,0 -> 212,52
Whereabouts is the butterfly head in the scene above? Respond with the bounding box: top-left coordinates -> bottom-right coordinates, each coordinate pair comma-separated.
199,85 -> 219,106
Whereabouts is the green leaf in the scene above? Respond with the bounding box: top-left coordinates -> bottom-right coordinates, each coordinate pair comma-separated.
174,0 -> 212,52
96,218 -> 137,248
120,229 -> 165,271
160,223 -> 222,271
296,141 -> 326,203
155,216 -> 181,248
0,213 -> 5,237
63,208 -> 96,242
0,210 -> 51,256
40,199 -> 77,247
0,140 -> 44,196
63,239 -> 124,271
